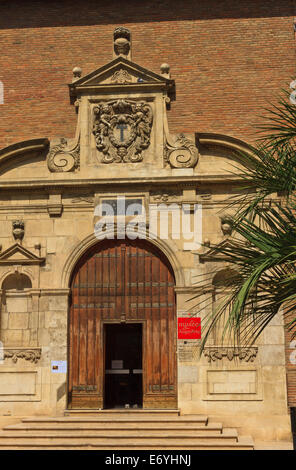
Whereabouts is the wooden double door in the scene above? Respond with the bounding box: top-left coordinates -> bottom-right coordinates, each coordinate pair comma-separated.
68,239 -> 177,409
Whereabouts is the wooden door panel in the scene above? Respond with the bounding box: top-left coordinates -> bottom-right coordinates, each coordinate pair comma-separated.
68,239 -> 177,409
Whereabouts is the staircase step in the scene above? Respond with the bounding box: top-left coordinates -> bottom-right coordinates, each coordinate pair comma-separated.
0,414 -> 254,450
64,409 -> 180,418
0,436 -> 254,450
0,432 -> 232,441
21,415 -> 209,425
4,423 -> 222,434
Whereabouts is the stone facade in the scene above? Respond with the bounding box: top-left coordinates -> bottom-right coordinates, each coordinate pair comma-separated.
0,9 -> 294,442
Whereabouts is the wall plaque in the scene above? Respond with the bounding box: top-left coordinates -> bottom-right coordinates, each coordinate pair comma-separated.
178,317 -> 201,339
51,361 -> 67,373
178,340 -> 200,362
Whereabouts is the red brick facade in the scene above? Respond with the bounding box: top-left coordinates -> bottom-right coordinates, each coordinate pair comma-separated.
0,0 -> 295,407
0,0 -> 295,148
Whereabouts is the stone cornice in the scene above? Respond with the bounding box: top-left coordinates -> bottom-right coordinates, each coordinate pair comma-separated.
0,174 -> 244,191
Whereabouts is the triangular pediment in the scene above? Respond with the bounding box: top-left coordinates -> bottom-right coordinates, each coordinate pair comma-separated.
0,243 -> 45,265
69,57 -> 175,99
199,238 -> 244,262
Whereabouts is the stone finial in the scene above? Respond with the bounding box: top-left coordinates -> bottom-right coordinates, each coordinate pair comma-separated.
113,26 -> 131,60
221,216 -> 233,236
12,220 -> 25,242
72,66 -> 82,82
160,63 -> 171,79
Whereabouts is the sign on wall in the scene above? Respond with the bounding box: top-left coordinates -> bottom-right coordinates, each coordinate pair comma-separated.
178,317 -> 201,339
51,361 -> 67,373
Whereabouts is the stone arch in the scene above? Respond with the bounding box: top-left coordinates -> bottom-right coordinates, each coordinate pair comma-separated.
1,272 -> 32,291
67,236 -> 178,409
61,230 -> 185,289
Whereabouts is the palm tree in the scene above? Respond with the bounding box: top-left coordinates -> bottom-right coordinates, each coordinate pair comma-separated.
198,90 -> 296,350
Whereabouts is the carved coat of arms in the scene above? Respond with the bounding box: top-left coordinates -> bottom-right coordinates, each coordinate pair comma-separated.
92,99 -> 153,163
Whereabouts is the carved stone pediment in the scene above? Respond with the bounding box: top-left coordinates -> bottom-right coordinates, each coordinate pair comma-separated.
65,28 -> 198,171
0,243 -> 45,265
69,56 -> 175,100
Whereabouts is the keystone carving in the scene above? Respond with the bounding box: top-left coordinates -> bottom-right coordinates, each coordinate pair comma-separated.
93,99 -> 153,163
165,133 -> 199,169
47,138 -> 80,172
203,346 -> 258,363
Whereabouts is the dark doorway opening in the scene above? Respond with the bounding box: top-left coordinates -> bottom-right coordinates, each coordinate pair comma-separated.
104,323 -> 143,409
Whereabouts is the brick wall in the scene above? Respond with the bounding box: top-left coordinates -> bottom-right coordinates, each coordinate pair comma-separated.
0,0 -> 295,148
0,0 -> 295,407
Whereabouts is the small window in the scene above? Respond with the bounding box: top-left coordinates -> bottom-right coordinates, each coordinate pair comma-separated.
2,273 -> 32,291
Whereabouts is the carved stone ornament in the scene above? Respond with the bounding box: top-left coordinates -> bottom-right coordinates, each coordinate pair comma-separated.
165,133 -> 199,168
12,220 -> 25,241
47,138 -> 80,172
113,26 -> 131,58
221,216 -> 233,236
93,99 -> 153,163
2,348 -> 42,364
203,346 -> 258,363
151,191 -> 181,202
111,69 -> 132,84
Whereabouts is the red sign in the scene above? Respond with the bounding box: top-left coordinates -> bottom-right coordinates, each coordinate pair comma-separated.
178,317 -> 201,339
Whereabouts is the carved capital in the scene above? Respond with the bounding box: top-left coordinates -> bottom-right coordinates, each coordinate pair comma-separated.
47,138 -> 80,172
165,133 -> 199,168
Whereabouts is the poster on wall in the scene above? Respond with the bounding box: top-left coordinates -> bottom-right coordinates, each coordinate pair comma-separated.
178,317 -> 201,339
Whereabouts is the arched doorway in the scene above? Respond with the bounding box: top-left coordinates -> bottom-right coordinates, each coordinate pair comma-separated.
68,238 -> 177,409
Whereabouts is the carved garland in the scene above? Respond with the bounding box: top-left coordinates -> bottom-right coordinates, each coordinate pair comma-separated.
203,346 -> 258,363
92,99 -> 153,164
165,133 -> 199,169
47,138 -> 80,172
2,348 -> 42,364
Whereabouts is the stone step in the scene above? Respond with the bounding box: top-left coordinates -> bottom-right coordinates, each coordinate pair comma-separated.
0,414 -> 254,450
4,422 -> 222,434
64,409 -> 180,418
21,415 -> 208,425
0,430 -> 238,442
0,436 -> 254,450
0,429 -> 228,438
